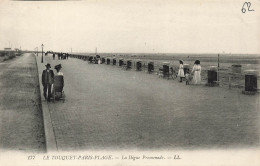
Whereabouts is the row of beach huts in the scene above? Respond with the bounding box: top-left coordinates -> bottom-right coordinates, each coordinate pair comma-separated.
68,54 -> 259,95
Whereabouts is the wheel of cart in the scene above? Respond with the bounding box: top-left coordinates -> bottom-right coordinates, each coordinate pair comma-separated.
52,75 -> 65,102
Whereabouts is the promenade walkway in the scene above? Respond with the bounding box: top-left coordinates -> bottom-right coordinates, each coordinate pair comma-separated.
36,54 -> 259,151
0,53 -> 46,152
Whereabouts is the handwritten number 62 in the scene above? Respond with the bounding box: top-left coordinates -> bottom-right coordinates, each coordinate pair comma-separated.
242,2 -> 254,13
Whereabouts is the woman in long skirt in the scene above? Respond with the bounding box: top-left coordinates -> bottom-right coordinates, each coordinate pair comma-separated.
177,60 -> 185,82
192,60 -> 201,84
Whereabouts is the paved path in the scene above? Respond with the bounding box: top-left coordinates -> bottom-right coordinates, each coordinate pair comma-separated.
0,53 -> 46,152
36,54 -> 260,151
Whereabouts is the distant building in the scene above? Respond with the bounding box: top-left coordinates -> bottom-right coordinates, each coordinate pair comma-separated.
4,48 -> 11,51
4,48 -> 13,56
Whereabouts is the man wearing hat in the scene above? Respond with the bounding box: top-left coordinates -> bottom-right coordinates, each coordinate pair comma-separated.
42,63 -> 54,101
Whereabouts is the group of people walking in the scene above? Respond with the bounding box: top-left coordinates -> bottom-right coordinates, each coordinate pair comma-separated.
42,63 -> 64,101
53,53 -> 69,60
177,60 -> 201,85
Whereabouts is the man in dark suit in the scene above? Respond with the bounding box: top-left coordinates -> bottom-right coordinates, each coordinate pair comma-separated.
42,63 -> 54,101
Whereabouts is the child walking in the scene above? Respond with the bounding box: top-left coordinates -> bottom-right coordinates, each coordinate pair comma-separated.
177,60 -> 185,82
185,70 -> 191,85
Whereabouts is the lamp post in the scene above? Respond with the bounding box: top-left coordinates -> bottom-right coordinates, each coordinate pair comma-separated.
217,54 -> 220,82
41,44 -> 44,63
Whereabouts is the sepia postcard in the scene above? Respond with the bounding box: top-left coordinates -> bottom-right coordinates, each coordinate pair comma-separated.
0,0 -> 259,165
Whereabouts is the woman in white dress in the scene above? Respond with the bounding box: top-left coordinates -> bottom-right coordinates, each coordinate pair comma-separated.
192,60 -> 201,84
177,60 -> 185,82
54,64 -> 64,88
53,64 -> 64,99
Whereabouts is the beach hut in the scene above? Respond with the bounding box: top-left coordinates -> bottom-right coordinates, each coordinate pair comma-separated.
112,57 -> 116,65
136,60 -> 142,71
119,58 -> 124,66
88,56 -> 93,63
231,64 -> 242,74
106,57 -> 111,65
162,62 -> 170,78
207,66 -> 218,86
242,70 -> 258,94
127,60 -> 132,69
101,57 -> 106,64
148,62 -> 154,73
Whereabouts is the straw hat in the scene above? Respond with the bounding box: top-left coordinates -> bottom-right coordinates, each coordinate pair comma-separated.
54,64 -> 62,70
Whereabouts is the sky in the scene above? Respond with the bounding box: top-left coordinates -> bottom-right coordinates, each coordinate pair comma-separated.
0,0 -> 259,54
